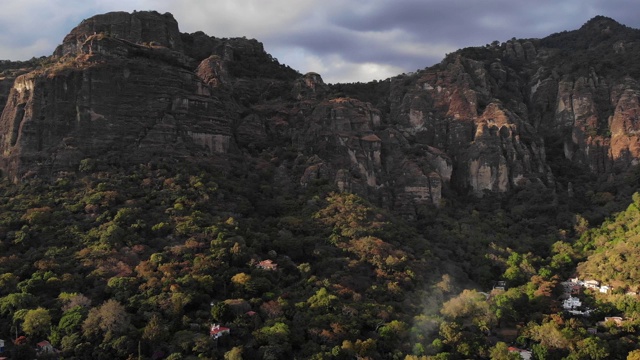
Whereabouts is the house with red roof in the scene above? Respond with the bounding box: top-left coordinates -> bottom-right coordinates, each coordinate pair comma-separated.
36,340 -> 57,355
210,324 -> 231,339
256,259 -> 278,271
508,346 -> 532,360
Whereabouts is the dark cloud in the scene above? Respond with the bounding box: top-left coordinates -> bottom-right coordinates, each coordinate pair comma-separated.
277,0 -> 640,81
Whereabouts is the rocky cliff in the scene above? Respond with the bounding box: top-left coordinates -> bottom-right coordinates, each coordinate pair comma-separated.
1,12 -> 639,215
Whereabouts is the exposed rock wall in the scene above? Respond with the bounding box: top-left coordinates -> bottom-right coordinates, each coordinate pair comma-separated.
2,11 -> 640,211
1,35 -> 233,181
387,54 -> 552,197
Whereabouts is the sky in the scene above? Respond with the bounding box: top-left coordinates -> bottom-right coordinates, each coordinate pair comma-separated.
1,0 -> 640,84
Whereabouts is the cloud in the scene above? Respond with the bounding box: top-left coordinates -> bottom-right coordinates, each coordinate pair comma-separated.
1,0 -> 640,83
135,0 -> 320,37
0,0 -> 121,59
288,51 -> 406,83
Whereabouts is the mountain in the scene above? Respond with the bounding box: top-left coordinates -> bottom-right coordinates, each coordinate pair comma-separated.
1,11 -> 640,359
1,12 -> 638,218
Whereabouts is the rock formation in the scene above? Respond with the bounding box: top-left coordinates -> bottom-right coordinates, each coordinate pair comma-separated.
1,12 -> 640,215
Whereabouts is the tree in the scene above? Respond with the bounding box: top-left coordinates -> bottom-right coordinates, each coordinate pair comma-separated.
142,313 -> 168,345
56,305 -> 86,338
254,322 -> 290,346
231,272 -> 251,286
0,293 -> 34,316
314,193 -> 386,244
525,321 -> 571,350
531,343 -> 548,360
489,342 -> 520,360
491,287 -> 528,324
261,300 -> 284,319
224,346 -> 244,360
628,349 -> 640,360
307,287 -> 337,310
0,273 -> 19,293
11,342 -> 37,360
211,301 -> 233,322
441,289 -> 496,331
59,292 -> 91,312
82,299 -> 130,341
22,307 -> 52,338
378,320 -> 409,352
439,321 -> 463,348
577,337 -> 609,360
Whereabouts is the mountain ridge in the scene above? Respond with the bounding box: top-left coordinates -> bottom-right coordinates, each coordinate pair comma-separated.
0,11 -> 639,217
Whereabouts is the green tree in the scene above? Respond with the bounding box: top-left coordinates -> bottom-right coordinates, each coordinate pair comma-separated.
224,346 -> 244,360
577,337 -> 609,360
491,287 -> 528,324
22,307 -> 52,338
307,287 -> 337,310
254,322 -> 290,346
0,273 -> 19,294
142,313 -> 168,345
531,343 -> 548,360
56,305 -> 86,337
489,342 -> 520,360
211,301 -> 233,322
0,293 -> 34,316
378,320 -> 409,352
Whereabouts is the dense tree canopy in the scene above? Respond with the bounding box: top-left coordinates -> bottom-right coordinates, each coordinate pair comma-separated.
0,156 -> 637,359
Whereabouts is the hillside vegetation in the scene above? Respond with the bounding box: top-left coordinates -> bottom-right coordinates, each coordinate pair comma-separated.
0,160 -> 637,359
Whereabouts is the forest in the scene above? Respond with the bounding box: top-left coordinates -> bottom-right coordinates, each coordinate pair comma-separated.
0,157 -> 638,360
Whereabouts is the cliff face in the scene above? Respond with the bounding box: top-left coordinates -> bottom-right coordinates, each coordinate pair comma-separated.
388,56 -> 550,196
54,11 -> 184,57
1,12 -> 640,213
0,35 -> 234,182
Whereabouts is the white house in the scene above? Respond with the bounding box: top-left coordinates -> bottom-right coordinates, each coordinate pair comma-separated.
584,280 -> 600,289
599,285 -> 611,294
563,296 -> 582,310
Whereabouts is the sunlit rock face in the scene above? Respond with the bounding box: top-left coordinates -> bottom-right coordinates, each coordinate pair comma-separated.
387,53 -> 553,197
609,79 -> 640,167
547,74 -> 640,173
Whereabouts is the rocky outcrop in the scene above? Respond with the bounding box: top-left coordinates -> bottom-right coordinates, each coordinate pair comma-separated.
291,93 -> 450,214
0,11 -> 303,182
464,103 -> 548,194
196,55 -> 228,87
55,11 -> 183,57
0,15 -> 239,181
610,78 -> 640,167
292,72 -> 328,100
387,54 -> 552,196
296,97 -> 382,189
547,72 -> 640,173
